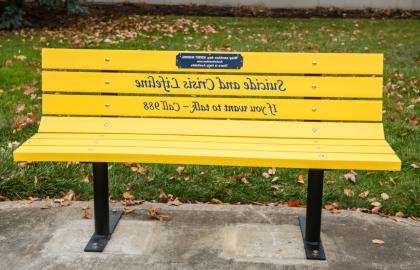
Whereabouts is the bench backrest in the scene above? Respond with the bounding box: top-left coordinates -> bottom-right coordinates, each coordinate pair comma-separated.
41,49 -> 384,139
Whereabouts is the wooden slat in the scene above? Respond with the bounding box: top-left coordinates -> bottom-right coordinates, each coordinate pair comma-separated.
42,71 -> 383,98
43,95 -> 382,121
22,138 -> 395,154
37,117 -> 386,140
13,146 -> 401,171
31,133 -> 390,146
42,49 -> 384,75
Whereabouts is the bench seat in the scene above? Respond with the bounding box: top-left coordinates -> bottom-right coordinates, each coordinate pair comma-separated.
14,117 -> 400,171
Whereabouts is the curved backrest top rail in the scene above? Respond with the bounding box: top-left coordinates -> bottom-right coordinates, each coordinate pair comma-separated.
42,49 -> 384,75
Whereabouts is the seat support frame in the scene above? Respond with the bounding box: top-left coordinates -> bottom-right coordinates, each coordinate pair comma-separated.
84,162 -> 123,252
299,169 -> 326,260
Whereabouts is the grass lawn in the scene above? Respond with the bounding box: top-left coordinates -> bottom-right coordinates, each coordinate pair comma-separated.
0,15 -> 419,217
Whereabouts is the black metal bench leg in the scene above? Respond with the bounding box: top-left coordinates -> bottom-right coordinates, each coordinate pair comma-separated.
298,169 -> 326,260
84,162 -> 123,252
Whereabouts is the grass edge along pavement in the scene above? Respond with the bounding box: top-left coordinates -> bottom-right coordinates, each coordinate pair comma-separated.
0,15 -> 420,219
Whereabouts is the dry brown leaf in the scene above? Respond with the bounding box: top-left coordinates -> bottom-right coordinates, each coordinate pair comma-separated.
168,198 -> 183,206
262,172 -> 270,178
34,176 -> 38,184
271,176 -> 279,183
210,198 -> 223,204
6,59 -> 12,66
147,177 -> 154,182
62,190 -> 76,201
131,167 -> 138,172
371,202 -> 382,207
411,164 -> 420,169
387,177 -> 396,185
158,188 -> 173,202
18,200 -> 32,204
359,191 -> 369,198
176,166 -> 185,175
147,208 -> 170,221
184,176 -> 189,181
14,55 -> 28,61
17,104 -> 25,113
344,170 -> 357,183
82,174 -> 90,183
268,167 -> 276,175
124,208 -> 135,214
381,193 -> 390,200
331,209 -> 341,213
271,185 -> 280,190
297,173 -> 305,184
41,205 -> 50,209
123,191 -> 132,199
372,205 -> 382,213
233,174 -> 243,180
326,180 -> 336,184
395,211 -> 404,218
137,166 -> 149,175
372,239 -> 385,244
241,177 -> 251,186
83,208 -> 91,219
83,204 -> 89,210
127,183 -> 136,190
54,199 -> 64,203
344,188 -> 354,197
61,202 -> 70,206
367,198 -> 377,202
394,218 -> 403,222
200,171 -> 206,177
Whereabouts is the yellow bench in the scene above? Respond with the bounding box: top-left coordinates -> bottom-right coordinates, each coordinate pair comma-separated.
14,49 -> 401,258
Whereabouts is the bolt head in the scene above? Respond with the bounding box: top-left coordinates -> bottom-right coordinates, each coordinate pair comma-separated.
312,61 -> 317,65
312,108 -> 316,112
105,103 -> 110,107
88,148 -> 93,151
100,135 -> 104,137
312,128 -> 317,132
104,123 -> 108,127
312,84 -> 316,88
105,58 -> 110,61
106,80 -> 110,84
314,140 -> 318,143
94,141 -> 98,143
316,147 -> 321,149
319,155 -> 324,157
312,250 -> 319,255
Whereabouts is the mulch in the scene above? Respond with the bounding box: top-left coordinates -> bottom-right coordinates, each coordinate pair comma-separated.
0,2 -> 419,29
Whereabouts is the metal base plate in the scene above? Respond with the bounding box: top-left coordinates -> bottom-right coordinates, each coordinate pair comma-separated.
84,210 -> 124,252
298,216 -> 326,260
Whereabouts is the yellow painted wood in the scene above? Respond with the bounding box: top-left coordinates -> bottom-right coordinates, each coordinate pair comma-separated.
31,133 -> 390,146
42,49 -> 384,75
23,139 -> 395,154
43,95 -> 382,121
13,146 -> 401,171
42,71 -> 383,98
37,117 -> 386,140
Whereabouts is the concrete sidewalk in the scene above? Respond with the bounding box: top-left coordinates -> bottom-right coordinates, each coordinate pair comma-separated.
0,202 -> 419,270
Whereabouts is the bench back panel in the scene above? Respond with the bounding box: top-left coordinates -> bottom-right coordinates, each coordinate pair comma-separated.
43,71 -> 382,98
41,49 -> 384,125
43,49 -> 383,74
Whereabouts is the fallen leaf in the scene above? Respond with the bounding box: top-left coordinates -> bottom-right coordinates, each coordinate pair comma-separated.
127,183 -> 136,190
28,196 -> 40,201
169,176 -> 176,181
241,177 -> 251,186
262,172 -> 270,178
297,173 -> 305,184
62,190 -> 77,201
176,166 -> 185,175
344,170 -> 357,183
41,205 -> 50,209
147,208 -> 170,221
123,200 -> 135,206
331,209 -> 341,213
233,174 -> 243,180
61,202 -> 70,206
124,208 -> 135,214
200,171 -> 206,177
394,218 -> 403,222
147,177 -> 154,182
17,104 -> 25,113
158,188 -> 173,202
395,211 -> 404,217
367,172 -> 375,175
210,198 -> 223,204
372,205 -> 382,213
381,193 -> 390,200
288,198 -> 299,207
394,107 -> 403,112
123,191 -> 132,199
137,166 -> 149,175
6,60 -> 12,66
125,162 -> 134,167
326,180 -> 336,184
82,174 -> 90,183
367,198 -> 377,202
325,205 -> 332,210
14,55 -> 28,61
278,202 -> 288,207
344,188 -> 354,197
378,181 -> 383,187
131,167 -> 138,172
271,176 -> 279,183
18,200 -> 32,204
54,199 -> 64,203
372,239 -> 385,244
83,205 -> 89,210
168,197 -> 183,206
184,176 -> 189,181
83,208 -> 91,219
359,191 -> 369,198
387,177 -> 396,185
371,202 -> 382,207
411,164 -> 420,169
268,167 -> 276,175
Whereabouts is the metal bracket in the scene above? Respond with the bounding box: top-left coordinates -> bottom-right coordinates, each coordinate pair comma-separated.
84,210 -> 124,252
298,216 -> 326,260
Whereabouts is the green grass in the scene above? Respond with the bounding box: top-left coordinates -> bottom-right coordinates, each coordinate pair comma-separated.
0,16 -> 419,217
